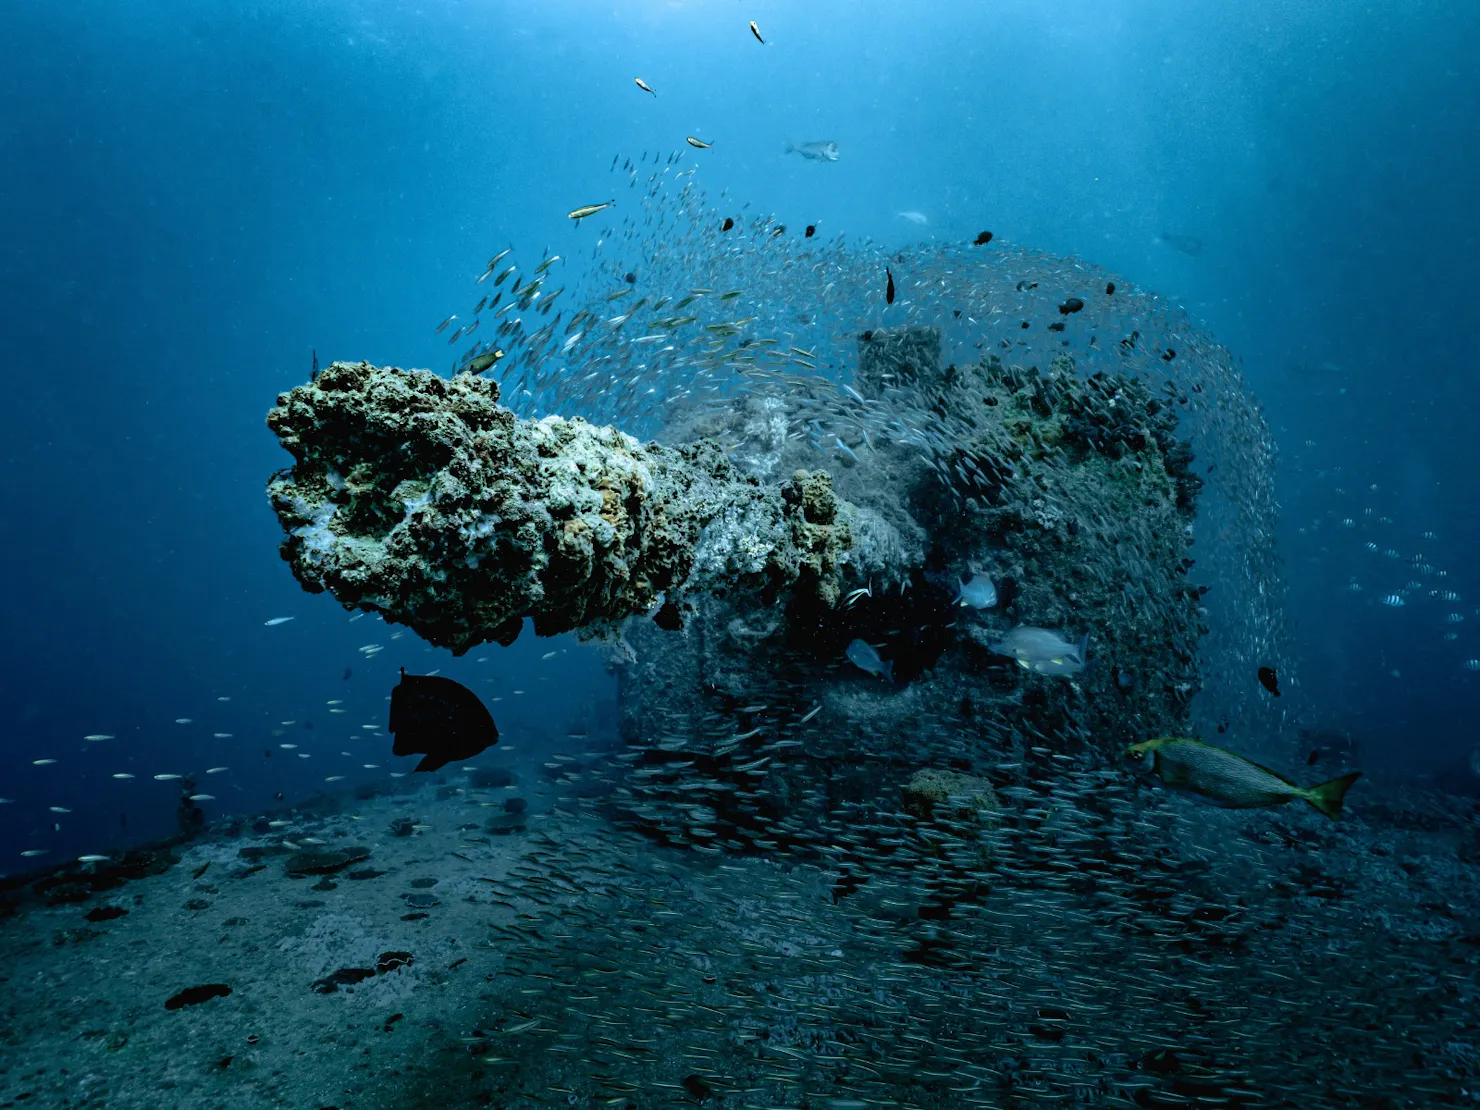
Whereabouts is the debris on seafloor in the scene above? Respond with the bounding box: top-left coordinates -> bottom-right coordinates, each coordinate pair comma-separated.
164,983 -> 232,1010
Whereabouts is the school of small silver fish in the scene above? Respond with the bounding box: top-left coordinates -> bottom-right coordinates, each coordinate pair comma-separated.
1287,445 -> 1480,677
403,746 -> 1475,1110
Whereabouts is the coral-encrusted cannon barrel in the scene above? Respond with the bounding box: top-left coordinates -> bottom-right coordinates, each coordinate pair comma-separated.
265,361 -> 907,653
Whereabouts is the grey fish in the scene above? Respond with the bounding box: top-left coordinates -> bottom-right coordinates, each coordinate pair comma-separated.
1125,737 -> 1362,819
956,573 -> 997,609
785,140 -> 839,162
988,626 -> 1087,676
1157,231 -> 1203,257
845,638 -> 892,681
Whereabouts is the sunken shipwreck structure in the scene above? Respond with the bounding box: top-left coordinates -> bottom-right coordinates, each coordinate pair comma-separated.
270,314 -> 1226,862
248,218 -> 1480,1110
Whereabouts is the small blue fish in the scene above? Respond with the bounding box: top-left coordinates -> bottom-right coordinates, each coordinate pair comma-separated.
846,638 -> 893,681
956,573 -> 997,609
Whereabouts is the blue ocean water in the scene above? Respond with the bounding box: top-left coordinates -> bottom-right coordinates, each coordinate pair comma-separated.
1,0 -> 1477,872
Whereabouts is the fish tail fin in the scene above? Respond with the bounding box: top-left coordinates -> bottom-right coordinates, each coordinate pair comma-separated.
784,141 -> 794,154
1303,771 -> 1362,819
883,660 -> 895,683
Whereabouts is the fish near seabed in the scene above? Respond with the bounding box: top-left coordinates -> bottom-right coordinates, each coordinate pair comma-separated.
389,669 -> 499,772
786,140 -> 839,162
1125,737 -> 1362,820
846,638 -> 893,681
988,626 -> 1087,676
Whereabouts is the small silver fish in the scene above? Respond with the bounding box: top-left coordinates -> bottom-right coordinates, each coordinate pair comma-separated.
634,77 -> 656,96
845,638 -> 893,681
988,626 -> 1087,676
568,200 -> 614,221
785,140 -> 839,162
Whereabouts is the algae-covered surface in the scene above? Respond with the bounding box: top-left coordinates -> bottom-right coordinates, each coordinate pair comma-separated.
267,362 -> 893,652
1,761 -> 1477,1109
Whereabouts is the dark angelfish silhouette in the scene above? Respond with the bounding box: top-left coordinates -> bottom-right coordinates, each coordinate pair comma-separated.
389,669 -> 499,772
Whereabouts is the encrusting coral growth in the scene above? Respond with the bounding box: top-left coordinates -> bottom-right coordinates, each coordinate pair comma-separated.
267,361 -> 907,652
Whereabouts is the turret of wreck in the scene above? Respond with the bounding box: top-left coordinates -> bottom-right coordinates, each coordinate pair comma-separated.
268,325 -> 1210,851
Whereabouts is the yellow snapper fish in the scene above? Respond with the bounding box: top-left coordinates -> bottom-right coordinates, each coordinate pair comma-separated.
1125,736 -> 1361,820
